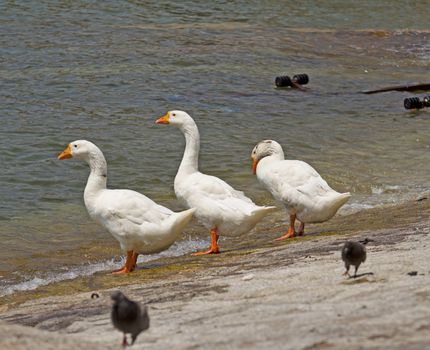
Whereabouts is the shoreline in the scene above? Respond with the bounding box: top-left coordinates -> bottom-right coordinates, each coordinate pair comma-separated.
1,196 -> 429,308
0,198 -> 429,349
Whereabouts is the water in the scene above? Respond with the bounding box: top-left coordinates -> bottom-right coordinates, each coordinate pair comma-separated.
1,1 -> 429,296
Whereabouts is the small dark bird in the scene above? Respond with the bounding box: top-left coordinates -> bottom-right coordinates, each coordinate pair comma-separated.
341,239 -> 372,278
111,291 -> 150,347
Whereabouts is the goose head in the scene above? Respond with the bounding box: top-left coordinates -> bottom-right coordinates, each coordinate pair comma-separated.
155,110 -> 196,129
251,140 -> 284,174
58,140 -> 101,161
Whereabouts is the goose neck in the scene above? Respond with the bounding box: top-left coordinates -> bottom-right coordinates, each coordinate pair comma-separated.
84,151 -> 108,200
178,123 -> 200,175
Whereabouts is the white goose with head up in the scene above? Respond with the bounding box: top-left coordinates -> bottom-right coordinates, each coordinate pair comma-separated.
156,111 -> 277,255
58,140 -> 195,273
251,140 -> 350,240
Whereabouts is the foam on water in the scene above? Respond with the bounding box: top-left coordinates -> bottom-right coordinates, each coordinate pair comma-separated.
342,202 -> 375,213
0,238 -> 208,297
371,185 -> 403,195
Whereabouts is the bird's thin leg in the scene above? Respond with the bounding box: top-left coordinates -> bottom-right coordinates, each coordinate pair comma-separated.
343,265 -> 350,277
131,334 -> 138,345
112,251 -> 134,274
353,265 -> 359,278
297,222 -> 305,236
122,334 -> 128,347
275,214 -> 296,241
192,227 -> 220,255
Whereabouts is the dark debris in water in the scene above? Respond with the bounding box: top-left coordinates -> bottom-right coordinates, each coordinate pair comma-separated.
407,271 -> 418,276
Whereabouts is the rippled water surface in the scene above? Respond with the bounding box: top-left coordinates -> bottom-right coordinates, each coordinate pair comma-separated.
1,1 -> 429,295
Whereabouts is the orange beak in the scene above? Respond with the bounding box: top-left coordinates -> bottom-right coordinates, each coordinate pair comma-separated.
252,158 -> 259,175
58,144 -> 73,160
156,113 -> 170,124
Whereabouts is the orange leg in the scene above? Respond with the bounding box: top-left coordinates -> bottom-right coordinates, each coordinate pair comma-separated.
112,251 -> 134,274
192,227 -> 220,255
131,252 -> 139,271
275,214 -> 296,241
297,222 -> 305,236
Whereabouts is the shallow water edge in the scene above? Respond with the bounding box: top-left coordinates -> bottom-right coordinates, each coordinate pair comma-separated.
1,196 -> 428,310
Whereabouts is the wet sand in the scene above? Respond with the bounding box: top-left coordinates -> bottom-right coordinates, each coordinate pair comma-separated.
0,197 -> 429,349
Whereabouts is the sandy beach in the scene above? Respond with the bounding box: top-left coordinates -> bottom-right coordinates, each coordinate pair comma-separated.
0,197 -> 429,349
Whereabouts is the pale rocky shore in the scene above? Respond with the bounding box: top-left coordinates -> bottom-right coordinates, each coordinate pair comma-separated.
0,198 -> 429,350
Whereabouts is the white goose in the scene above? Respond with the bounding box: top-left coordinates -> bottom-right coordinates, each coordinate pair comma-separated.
251,140 -> 350,240
58,140 -> 195,273
156,111 -> 277,255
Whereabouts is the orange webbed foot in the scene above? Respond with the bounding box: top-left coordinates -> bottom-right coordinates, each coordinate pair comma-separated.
275,229 -> 296,241
193,228 -> 220,256
274,233 -> 295,241
111,266 -> 126,273
111,266 -> 132,275
111,251 -> 135,274
192,247 -> 220,256
276,215 -> 298,241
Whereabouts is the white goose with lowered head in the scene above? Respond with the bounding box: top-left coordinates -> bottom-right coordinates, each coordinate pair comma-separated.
251,140 -> 350,240
156,111 -> 277,255
58,140 -> 195,273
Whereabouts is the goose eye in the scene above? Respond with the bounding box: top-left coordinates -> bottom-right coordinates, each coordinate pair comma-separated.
172,113 -> 176,116
74,145 -> 77,148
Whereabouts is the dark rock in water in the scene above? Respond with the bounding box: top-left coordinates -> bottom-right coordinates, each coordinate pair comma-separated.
91,292 -> 99,299
407,271 -> 418,276
292,73 -> 309,85
341,241 -> 367,278
404,96 -> 430,110
275,73 -> 309,88
111,291 -> 150,347
275,75 -> 292,87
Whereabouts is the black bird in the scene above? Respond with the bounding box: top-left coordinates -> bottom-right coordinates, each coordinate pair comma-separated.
341,239 -> 372,278
111,291 -> 150,347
